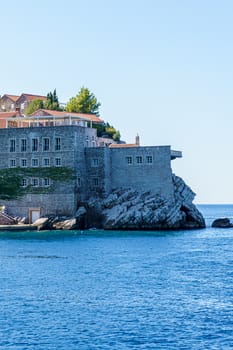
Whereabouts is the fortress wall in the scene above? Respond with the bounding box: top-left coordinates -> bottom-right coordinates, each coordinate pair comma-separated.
0,126 -> 97,218
85,147 -> 108,198
110,146 -> 174,200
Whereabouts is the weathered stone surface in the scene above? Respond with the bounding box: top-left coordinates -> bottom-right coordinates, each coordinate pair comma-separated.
85,174 -> 205,230
211,218 -> 233,228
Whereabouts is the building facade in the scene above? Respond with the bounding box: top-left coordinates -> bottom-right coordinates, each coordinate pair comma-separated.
0,117 -> 181,222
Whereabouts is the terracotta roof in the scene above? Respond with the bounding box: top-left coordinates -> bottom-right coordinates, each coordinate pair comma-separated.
0,112 -> 21,118
19,94 -> 47,102
109,143 -> 139,148
1,94 -> 20,102
30,109 -> 104,124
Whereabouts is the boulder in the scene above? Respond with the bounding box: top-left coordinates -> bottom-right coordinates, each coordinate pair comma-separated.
211,218 -> 233,228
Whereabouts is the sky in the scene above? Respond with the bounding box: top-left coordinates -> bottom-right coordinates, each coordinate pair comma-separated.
1,0 -> 233,203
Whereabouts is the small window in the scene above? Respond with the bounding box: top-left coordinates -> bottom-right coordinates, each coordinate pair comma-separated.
43,138 -> 50,151
31,178 -> 39,187
43,178 -> 50,187
55,137 -> 61,151
21,139 -> 27,152
136,156 -> 143,164
146,155 -> 153,164
77,177 -> 81,187
93,178 -> 99,186
126,156 -> 133,165
91,158 -> 99,167
21,103 -> 25,110
21,159 -> 27,167
21,178 -> 27,187
55,158 -> 61,166
32,158 -> 39,167
9,139 -> 16,152
43,158 -> 50,167
9,159 -> 16,167
32,138 -> 39,152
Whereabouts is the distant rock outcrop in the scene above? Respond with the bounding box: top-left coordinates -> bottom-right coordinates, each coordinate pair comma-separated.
211,218 -> 233,228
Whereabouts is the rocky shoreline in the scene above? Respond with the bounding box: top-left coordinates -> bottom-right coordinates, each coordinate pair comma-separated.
29,174 -> 206,231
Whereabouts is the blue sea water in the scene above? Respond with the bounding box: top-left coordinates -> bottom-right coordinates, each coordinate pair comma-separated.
0,205 -> 233,350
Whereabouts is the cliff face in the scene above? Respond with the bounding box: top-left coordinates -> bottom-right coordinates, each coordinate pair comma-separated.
85,174 -> 205,230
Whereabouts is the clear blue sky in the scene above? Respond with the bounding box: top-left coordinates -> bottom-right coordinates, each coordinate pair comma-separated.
1,0 -> 233,203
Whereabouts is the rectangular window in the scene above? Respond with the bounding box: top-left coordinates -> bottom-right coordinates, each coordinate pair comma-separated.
146,155 -> 153,164
93,178 -> 99,186
55,137 -> 61,151
43,158 -> 50,167
21,159 -> 27,167
31,178 -> 39,187
43,178 -> 50,187
32,138 -> 39,152
91,158 -> 99,167
43,138 -> 50,151
136,156 -> 143,164
21,139 -> 27,152
9,159 -> 16,167
55,158 -> 61,166
77,177 -> 81,187
9,139 -> 16,152
21,178 -> 27,187
126,156 -> 133,165
32,158 -> 39,167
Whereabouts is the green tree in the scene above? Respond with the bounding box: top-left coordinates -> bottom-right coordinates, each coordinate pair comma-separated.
44,89 -> 60,110
25,99 -> 44,115
66,87 -> 101,115
0,170 -> 22,200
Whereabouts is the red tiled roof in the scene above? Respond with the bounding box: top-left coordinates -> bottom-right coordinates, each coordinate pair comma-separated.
30,109 -> 104,124
1,94 -> 20,102
109,143 -> 139,148
18,94 -> 47,102
0,112 -> 21,118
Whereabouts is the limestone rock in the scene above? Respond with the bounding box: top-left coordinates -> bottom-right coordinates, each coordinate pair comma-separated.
211,218 -> 233,228
86,174 -> 205,230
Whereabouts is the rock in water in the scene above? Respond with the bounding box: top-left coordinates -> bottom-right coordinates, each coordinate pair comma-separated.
211,218 -> 233,228
86,174 -> 205,230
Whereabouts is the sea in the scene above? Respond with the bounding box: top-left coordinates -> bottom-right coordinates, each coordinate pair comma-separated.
0,204 -> 233,350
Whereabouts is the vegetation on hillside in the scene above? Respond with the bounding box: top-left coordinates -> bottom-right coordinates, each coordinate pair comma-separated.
66,87 -> 101,115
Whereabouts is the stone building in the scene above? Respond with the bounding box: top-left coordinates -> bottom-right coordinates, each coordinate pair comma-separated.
0,114 -> 181,223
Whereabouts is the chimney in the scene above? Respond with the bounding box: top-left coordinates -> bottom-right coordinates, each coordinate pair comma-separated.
135,134 -> 140,146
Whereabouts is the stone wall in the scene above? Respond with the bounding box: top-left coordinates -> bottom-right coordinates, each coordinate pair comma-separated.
0,125 -> 97,219
110,146 -> 174,200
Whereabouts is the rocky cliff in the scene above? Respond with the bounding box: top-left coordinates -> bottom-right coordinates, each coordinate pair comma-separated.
84,174 -> 205,230
33,174 -> 205,230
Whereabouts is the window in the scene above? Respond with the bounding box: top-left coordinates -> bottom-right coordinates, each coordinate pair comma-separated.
21,103 -> 25,110
126,156 -> 133,165
11,103 -> 14,110
136,156 -> 143,164
55,158 -> 61,166
9,139 -> 16,152
43,178 -> 50,187
21,159 -> 27,167
32,158 -> 39,167
146,155 -> 153,164
43,138 -> 50,151
91,158 -> 99,167
77,177 -> 81,187
9,159 -> 16,167
32,138 -> 39,152
21,139 -> 27,152
55,137 -> 61,151
43,158 -> 50,167
93,178 -> 99,186
21,178 -> 27,187
31,178 -> 39,187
